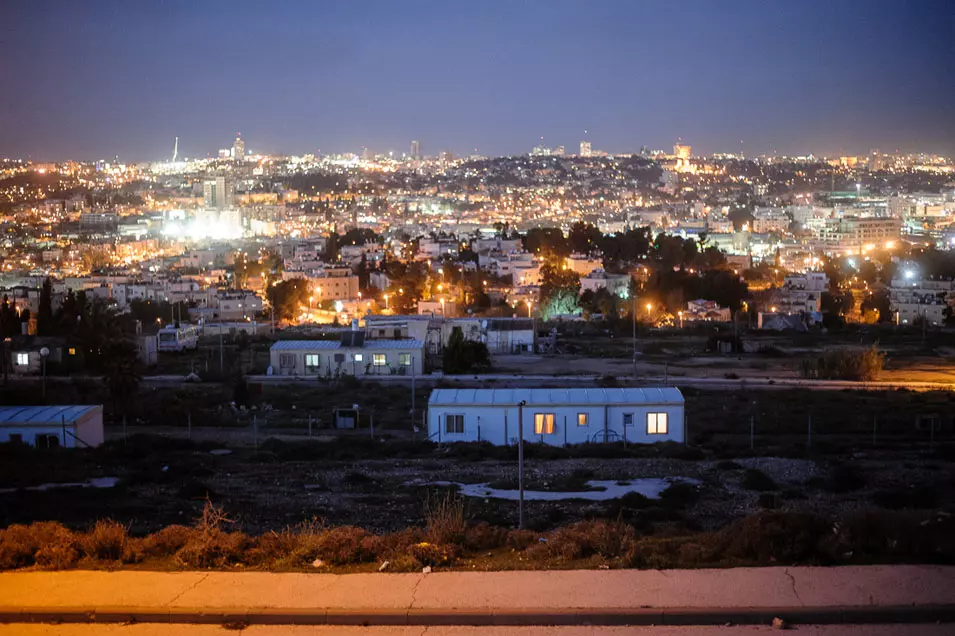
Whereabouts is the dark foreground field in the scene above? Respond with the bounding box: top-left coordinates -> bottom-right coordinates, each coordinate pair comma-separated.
1,390 -> 954,573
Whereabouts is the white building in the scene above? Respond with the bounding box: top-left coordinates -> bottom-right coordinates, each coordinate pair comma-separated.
773,272 -> 828,314
269,338 -> 424,377
427,387 -> 685,446
0,405 -> 104,448
579,269 -> 630,297
889,276 -> 955,325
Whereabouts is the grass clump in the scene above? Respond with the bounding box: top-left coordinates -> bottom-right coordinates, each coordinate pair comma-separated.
800,345 -> 885,381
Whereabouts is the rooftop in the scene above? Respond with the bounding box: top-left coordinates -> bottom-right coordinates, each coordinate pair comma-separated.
0,405 -> 101,425
428,387 -> 684,406
271,339 -> 424,351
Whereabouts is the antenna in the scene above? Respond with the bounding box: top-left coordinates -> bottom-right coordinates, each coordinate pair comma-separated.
172,137 -> 179,162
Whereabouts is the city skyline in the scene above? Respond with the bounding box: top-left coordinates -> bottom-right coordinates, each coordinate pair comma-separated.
2,0 -> 954,162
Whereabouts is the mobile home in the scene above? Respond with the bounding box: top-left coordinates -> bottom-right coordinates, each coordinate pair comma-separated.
427,387 -> 685,446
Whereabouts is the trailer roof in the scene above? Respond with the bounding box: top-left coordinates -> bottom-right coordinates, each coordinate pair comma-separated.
428,387 -> 684,406
0,405 -> 101,426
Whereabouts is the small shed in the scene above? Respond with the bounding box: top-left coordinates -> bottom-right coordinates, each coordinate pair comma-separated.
427,387 -> 685,446
0,405 -> 105,448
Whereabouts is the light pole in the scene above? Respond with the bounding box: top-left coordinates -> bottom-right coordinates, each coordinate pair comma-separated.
646,302 -> 652,321
632,295 -> 637,377
526,299 -> 533,318
517,399 -> 526,529
384,294 -> 389,311
39,347 -> 49,400
678,310 -> 683,329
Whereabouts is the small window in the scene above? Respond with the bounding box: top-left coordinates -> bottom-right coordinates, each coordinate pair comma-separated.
445,414 -> 464,434
15,353 -> 29,366
534,413 -> 555,435
577,413 -> 588,427
279,353 -> 296,368
623,413 -> 634,427
67,347 -> 76,356
9,434 -> 23,444
399,353 -> 411,366
35,434 -> 60,449
373,353 -> 386,367
647,412 -> 668,435
305,354 -> 320,370
354,353 -> 364,362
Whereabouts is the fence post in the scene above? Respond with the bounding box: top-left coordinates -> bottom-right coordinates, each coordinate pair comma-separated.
308,413 -> 312,438
563,415 -> 567,446
188,412 -> 192,439
872,414 -> 876,446
123,414 -> 127,443
750,415 -> 754,451
253,415 -> 258,450
370,412 -> 374,440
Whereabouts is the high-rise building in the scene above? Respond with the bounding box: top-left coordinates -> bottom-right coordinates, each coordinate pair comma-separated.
203,176 -> 235,209
410,140 -> 421,159
580,140 -> 592,157
232,134 -> 245,160
673,143 -> 692,159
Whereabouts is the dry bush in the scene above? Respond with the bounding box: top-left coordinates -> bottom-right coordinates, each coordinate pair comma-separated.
425,491 -> 466,545
175,500 -> 249,568
363,527 -> 424,561
31,522 -> 79,570
801,345 -> 885,381
133,525 -> 194,560
527,520 -> 636,562
464,522 -> 509,551
311,526 -> 373,565
77,520 -> 130,562
0,524 -> 42,570
505,529 -> 539,551
408,541 -> 461,567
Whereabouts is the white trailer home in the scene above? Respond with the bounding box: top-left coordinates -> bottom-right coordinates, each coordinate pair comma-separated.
0,405 -> 105,448
427,388 -> 685,446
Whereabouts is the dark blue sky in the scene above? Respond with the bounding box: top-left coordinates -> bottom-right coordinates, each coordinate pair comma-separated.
2,0 -> 953,162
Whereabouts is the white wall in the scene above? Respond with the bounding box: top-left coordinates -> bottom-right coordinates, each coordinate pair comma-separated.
428,403 -> 684,446
0,409 -> 104,448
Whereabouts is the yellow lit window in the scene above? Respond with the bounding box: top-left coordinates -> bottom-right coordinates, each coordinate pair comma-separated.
68,348 -> 76,356
577,413 -> 588,427
647,412 -> 668,435
534,413 -> 555,435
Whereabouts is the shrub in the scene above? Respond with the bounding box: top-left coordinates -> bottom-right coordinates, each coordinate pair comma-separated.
175,500 -> 249,568
0,524 -> 43,569
658,482 -> 700,509
464,522 -> 509,551
408,541 -> 460,567
801,345 -> 885,381
78,520 -> 129,562
135,525 -> 194,559
505,529 -> 539,551
425,491 -> 466,545
31,522 -> 79,570
713,512 -> 829,565
527,520 -> 636,562
312,526 -> 373,565
742,469 -> 778,491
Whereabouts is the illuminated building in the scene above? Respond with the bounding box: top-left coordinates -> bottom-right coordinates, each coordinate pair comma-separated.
410,140 -> 420,159
202,176 -> 235,209
232,133 -> 245,160
673,143 -> 692,159
579,140 -> 592,157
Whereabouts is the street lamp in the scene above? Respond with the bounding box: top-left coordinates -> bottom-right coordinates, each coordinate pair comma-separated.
645,302 -> 652,320
526,299 -> 533,318
384,294 -> 389,310
678,310 -> 683,329
39,347 -> 50,399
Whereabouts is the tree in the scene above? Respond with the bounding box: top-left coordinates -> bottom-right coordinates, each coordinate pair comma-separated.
442,327 -> 491,374
568,222 -> 602,255
600,227 -> 651,267
523,227 -> 570,260
539,264 -> 581,319
266,279 -> 311,323
37,277 -> 54,336
0,295 -> 18,338
861,290 -> 893,323
103,337 -> 141,416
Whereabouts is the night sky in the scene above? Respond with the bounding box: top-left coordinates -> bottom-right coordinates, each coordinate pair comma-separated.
2,0 -> 953,162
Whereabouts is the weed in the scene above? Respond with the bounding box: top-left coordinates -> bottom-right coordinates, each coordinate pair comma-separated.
425,491 -> 466,545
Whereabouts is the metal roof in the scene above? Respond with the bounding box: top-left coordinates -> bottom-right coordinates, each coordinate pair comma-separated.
0,405 -> 101,426
271,339 -> 424,351
428,387 -> 684,406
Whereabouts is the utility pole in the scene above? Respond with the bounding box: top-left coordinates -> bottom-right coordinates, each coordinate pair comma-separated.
219,326 -> 224,374
518,400 -> 526,529
632,295 -> 637,378
410,355 -> 416,429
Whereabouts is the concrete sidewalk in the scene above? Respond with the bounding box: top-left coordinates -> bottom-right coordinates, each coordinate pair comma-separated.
1,566 -> 953,626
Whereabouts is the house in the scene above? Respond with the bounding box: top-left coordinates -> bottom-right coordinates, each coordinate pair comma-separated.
269,336 -> 424,377
483,318 -> 535,354
579,269 -> 631,297
427,387 -> 685,446
0,405 -> 105,448
7,337 -> 64,375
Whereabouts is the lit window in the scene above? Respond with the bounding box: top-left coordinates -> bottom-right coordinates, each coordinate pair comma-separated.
354,353 -> 364,362
399,353 -> 411,366
577,413 -> 588,427
373,353 -> 386,367
15,353 -> 28,366
305,354 -> 320,370
534,413 -> 555,435
68,348 -> 76,356
647,412 -> 668,435
445,414 -> 464,434
623,413 -> 634,427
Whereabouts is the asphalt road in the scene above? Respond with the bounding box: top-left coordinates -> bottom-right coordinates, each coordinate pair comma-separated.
1,625 -> 950,635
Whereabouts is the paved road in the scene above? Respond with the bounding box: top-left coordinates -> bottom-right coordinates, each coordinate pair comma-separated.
1,625 -> 951,635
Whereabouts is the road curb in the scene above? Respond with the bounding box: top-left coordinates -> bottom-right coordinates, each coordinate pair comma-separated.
1,605 -> 954,626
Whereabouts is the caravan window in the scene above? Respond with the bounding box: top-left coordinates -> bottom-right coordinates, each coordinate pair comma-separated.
373,353 -> 387,367
399,353 -> 411,366
305,354 -> 320,370
534,413 -> 555,435
623,413 -> 634,427
279,354 -> 296,368
647,412 -> 668,435
15,353 -> 28,366
577,413 -> 588,427
445,414 -> 464,434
